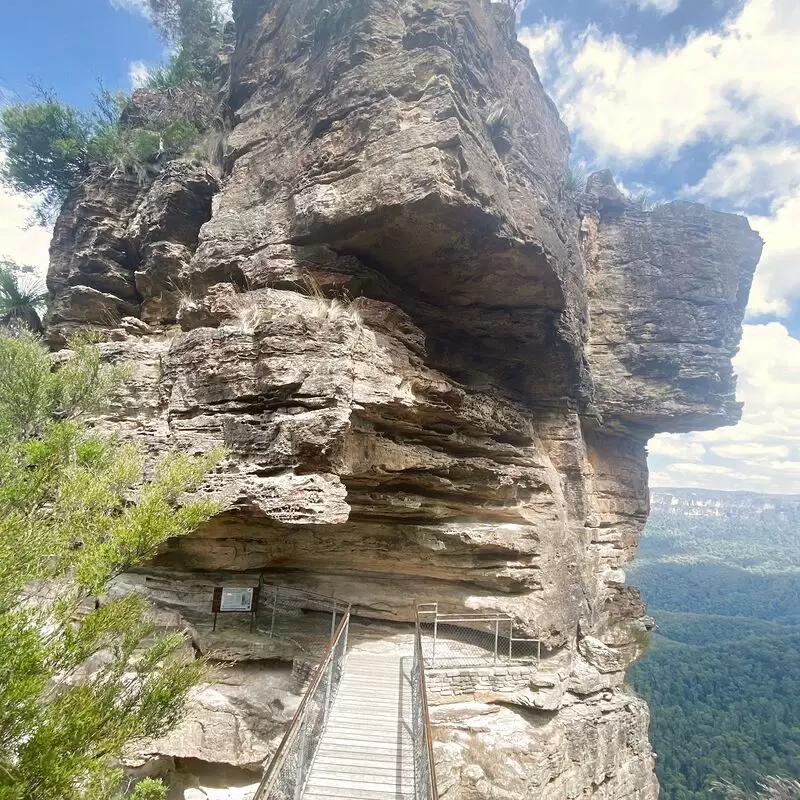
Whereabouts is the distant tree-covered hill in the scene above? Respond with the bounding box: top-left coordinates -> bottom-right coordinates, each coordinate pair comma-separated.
628,488 -> 800,800
640,489 -> 800,572
631,562 -> 800,624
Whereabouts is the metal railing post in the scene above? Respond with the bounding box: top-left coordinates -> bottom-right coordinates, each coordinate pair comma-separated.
493,619 -> 499,665
256,607 -> 350,800
269,586 -> 278,638
432,609 -> 438,668
508,619 -> 513,662
413,607 -> 440,800
323,656 -> 333,715
293,718 -> 307,800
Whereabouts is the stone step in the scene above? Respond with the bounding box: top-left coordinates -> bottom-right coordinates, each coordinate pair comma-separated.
312,756 -> 412,772
304,774 -> 413,793
304,792 -> 413,800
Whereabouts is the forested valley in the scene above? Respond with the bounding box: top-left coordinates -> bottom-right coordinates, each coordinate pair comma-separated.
628,489 -> 800,800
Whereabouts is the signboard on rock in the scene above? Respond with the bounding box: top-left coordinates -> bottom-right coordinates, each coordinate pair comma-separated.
212,586 -> 260,631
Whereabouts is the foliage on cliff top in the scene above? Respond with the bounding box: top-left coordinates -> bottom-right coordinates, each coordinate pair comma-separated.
0,91 -> 201,223
139,0 -> 227,90
0,332 -> 224,799
0,0 -> 226,221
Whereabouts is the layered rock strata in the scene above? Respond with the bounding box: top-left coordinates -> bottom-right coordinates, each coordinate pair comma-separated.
45,0 -> 762,798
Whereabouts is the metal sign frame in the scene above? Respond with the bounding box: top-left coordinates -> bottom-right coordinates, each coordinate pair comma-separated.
212,585 -> 260,632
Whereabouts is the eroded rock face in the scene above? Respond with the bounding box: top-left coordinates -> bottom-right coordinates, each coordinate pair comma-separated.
45,1 -> 763,798
46,162 -> 219,337
432,695 -> 658,800
582,170 -> 761,432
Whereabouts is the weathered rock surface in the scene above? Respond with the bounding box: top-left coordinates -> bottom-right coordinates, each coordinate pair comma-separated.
46,162 -> 218,337
582,171 -> 761,432
432,694 -> 658,800
45,0 -> 763,798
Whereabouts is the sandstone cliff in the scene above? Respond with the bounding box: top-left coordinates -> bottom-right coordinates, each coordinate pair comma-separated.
45,1 -> 762,798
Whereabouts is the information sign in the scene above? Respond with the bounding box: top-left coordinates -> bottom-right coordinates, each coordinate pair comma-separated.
211,585 -> 260,631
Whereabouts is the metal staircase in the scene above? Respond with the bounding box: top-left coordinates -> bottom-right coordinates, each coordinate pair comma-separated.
254,608 -> 438,800
303,653 -> 414,799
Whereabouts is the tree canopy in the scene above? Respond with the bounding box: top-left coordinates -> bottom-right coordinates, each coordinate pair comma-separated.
0,332 -> 224,800
0,91 -> 202,223
0,0 -> 224,222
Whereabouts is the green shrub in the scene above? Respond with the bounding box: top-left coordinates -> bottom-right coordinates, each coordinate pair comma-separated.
89,117 -> 201,181
131,778 -> 168,800
0,332 -> 224,799
145,50 -> 202,90
144,0 -> 224,51
1,93 -> 202,221
1,0 -> 224,221
140,0 -> 225,89
625,189 -> 663,212
0,100 -> 89,203
564,163 -> 587,197
0,261 -> 48,335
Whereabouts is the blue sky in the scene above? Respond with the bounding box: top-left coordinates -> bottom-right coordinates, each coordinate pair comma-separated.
1,0 -> 798,493
0,0 -> 162,108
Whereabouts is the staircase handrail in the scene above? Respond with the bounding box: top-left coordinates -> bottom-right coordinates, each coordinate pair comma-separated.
254,605 -> 351,799
414,607 -> 440,800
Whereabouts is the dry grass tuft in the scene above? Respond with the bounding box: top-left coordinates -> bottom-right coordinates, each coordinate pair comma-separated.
299,275 -> 363,328
226,291 -> 272,333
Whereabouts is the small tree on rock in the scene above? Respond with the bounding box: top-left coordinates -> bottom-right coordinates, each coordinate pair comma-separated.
0,261 -> 48,334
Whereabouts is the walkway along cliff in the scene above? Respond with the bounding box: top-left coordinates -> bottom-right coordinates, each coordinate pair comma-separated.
44,0 -> 763,797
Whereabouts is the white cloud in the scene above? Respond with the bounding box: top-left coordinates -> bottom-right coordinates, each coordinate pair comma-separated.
685,143 -> 800,319
523,0 -> 800,351
621,0 -> 680,15
648,435 -> 705,461
110,0 -> 232,20
669,463 -> 733,476
0,155 -> 51,276
129,60 -> 152,89
651,324 -> 800,493
109,0 -> 150,14
520,0 -> 800,162
642,0 -> 680,11
519,22 -> 564,82
711,442 -> 792,460
746,193 -> 800,318
687,143 -> 800,209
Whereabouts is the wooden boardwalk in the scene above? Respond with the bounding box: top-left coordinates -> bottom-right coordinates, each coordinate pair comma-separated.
303,653 -> 414,800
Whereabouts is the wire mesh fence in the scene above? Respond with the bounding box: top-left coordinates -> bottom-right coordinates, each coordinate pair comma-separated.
417,603 -> 540,669
412,612 -> 439,800
258,583 -> 350,652
131,574 -> 348,656
254,608 -> 350,800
